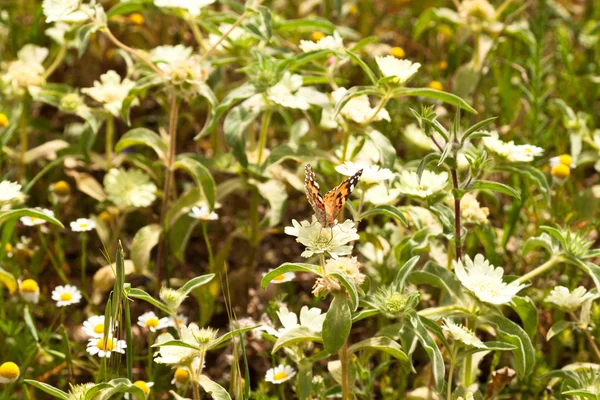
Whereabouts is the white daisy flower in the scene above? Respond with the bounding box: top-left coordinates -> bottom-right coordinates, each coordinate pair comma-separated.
265,364 -> 296,384
150,45 -> 193,66
245,72 -> 329,111
363,183 -> 401,205
397,170 -> 448,198
149,45 -> 210,93
86,335 -> 126,358
188,205 -> 218,221
375,56 -> 421,84
546,286 -> 594,311
20,208 -> 55,226
454,254 -> 525,305
169,314 -> 189,328
42,0 -> 92,23
0,362 -> 20,383
19,279 -> 40,304
82,315 -> 115,338
52,285 -> 82,307
153,324 -> 205,366
104,168 -> 157,209
137,311 -> 170,333
331,87 -> 390,124
442,319 -> 486,348
81,71 -> 136,117
153,0 -> 215,16
70,218 -> 96,232
336,161 -> 395,184
262,269 -> 295,285
2,45 -> 48,95
0,181 -> 21,202
284,218 -> 359,259
482,132 -> 544,163
299,31 -> 344,52
264,305 -> 326,338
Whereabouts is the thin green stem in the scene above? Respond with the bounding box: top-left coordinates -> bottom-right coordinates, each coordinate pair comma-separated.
362,90 -> 391,125
515,256 -> 563,284
188,18 -> 207,51
197,9 -> 256,64
340,126 -> 351,163
447,359 -> 455,400
80,233 -> 91,302
201,222 -> 214,272
38,229 -> 68,284
340,339 -> 349,400
105,115 -> 114,170
463,318 -> 475,387
257,109 -> 272,165
570,312 -> 600,362
42,44 -> 68,80
18,99 -> 29,183
147,331 -> 154,379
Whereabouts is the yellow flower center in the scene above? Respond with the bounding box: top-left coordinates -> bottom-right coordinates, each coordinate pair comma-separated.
559,154 -> 573,166
272,274 -> 286,281
347,4 -> 358,15
99,211 -> 112,223
310,31 -> 325,42
60,292 -> 73,301
134,380 -> 150,395
29,217 -> 38,222
438,60 -> 448,70
551,164 -> 570,179
427,80 -> 444,91
79,223 -> 88,229
96,338 -> 114,351
93,323 -> 105,334
0,362 -> 20,379
53,180 -> 71,196
5,243 -> 12,253
174,368 -> 189,383
21,279 -> 39,293
390,46 -> 405,58
273,371 -> 289,380
0,113 -> 8,128
524,147 -> 532,153
145,317 -> 159,328
129,13 -> 145,25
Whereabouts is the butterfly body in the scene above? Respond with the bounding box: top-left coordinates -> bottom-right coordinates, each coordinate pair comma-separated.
304,164 -> 362,227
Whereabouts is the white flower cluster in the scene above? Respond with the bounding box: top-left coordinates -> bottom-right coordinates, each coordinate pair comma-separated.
482,132 -> 544,162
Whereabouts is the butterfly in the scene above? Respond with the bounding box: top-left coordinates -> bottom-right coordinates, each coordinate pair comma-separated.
304,164 -> 363,228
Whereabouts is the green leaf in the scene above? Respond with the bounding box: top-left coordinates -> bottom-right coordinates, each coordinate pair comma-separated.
94,378 -> 147,399
0,208 -> 64,228
106,0 -> 144,17
272,326 -> 323,353
469,180 -> 521,199
359,205 -> 408,226
261,263 -> 321,289
197,375 -> 232,400
322,293 -> 352,354
392,87 -> 477,114
173,156 -> 216,210
417,153 -> 442,180
348,337 -> 410,372
151,339 -> 202,351
568,257 -> 600,293
76,23 -> 97,58
345,50 -> 378,85
210,326 -> 260,349
460,117 -> 497,143
255,179 -> 288,227
179,274 -> 215,296
510,296 -> 538,341
115,128 -> 167,161
456,341 -> 517,361
408,312 -> 445,392
394,256 -> 420,291
24,306 -> 39,342
257,6 -> 272,39
547,320 -> 573,340
128,288 -> 171,314
481,314 -> 535,378
274,18 -> 337,34
333,85 -> 381,118
298,359 -> 312,400
223,105 -> 260,167
328,272 -> 359,311
495,165 -> 551,206
24,380 -> 69,399
130,224 -> 162,274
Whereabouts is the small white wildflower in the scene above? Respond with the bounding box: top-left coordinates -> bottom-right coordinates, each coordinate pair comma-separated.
263,269 -> 295,284
19,279 -> 40,304
81,71 -> 136,117
20,208 -> 55,226
375,56 -> 421,84
313,257 -> 365,297
397,170 -> 448,198
442,319 -> 485,348
299,31 -> 344,52
363,183 -> 401,205
482,132 -> 544,163
331,87 -> 390,124
153,0 -> 215,16
51,285 -> 82,307
546,286 -> 594,311
86,335 -> 126,358
82,315 -> 113,338
265,364 -> 297,384
188,205 -> 218,221
137,311 -> 170,333
103,168 -> 157,208
0,181 -> 21,202
460,193 -> 489,225
262,305 -> 326,337
70,218 -> 96,232
336,161 -> 395,184
284,218 -> 359,259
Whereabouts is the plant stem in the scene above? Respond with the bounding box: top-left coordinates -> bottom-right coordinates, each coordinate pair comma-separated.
157,95 -> 180,288
340,123 -> 351,163
515,256 -> 562,284
201,222 -> 214,272
188,18 -> 207,51
463,319 -> 475,387
581,320 -> 600,362
197,9 -> 256,64
18,99 -> 29,183
362,90 -> 391,125
340,339 -> 349,400
80,233 -> 91,302
147,331 -> 154,379
451,168 -> 462,261
42,44 -> 68,80
38,229 -> 68,284
447,359 -> 455,400
257,109 -> 272,165
105,115 -> 114,170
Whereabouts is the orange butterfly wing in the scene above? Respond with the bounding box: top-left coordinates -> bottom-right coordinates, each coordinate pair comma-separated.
304,164 -> 328,227
322,169 -> 363,227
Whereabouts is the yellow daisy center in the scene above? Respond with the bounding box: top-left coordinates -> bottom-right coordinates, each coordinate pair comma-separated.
5,243 -> 12,253
427,80 -> 443,91
559,154 -> 573,166
439,60 -> 448,70
273,371 -> 289,380
0,362 -> 19,379
134,380 -> 150,395
60,292 -> 73,301
21,279 -> 39,293
551,164 -> 570,179
79,223 -> 88,229
129,13 -> 145,25
174,368 -> 189,383
53,180 -> 71,196
93,323 -> 105,334
310,31 -> 325,42
145,317 -> 159,328
0,113 -> 8,128
272,274 -> 286,281
96,338 -> 114,351
390,46 -> 405,58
